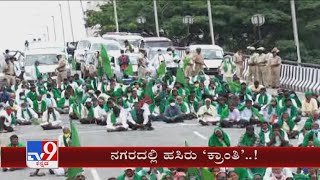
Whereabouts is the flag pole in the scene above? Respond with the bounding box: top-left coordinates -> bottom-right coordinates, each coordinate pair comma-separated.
290,0 -> 301,64
207,0 -> 215,45
67,0 -> 75,42
113,0 -> 119,32
153,0 -> 160,37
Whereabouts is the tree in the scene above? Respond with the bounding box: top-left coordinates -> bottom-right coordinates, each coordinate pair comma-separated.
85,0 -> 320,64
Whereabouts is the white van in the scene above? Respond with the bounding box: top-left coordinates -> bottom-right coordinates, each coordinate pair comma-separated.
75,37 -> 122,63
23,50 -> 70,81
189,44 -> 224,75
138,37 -> 173,49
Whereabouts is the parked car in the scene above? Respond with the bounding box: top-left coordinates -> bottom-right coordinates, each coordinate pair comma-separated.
188,44 -> 224,75
23,50 -> 70,81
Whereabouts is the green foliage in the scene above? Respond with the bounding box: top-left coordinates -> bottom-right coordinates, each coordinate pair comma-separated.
85,0 -> 320,64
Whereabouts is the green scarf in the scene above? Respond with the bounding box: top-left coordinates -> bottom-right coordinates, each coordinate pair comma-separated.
90,78 -> 97,90
239,133 -> 258,146
302,131 -> 320,147
63,135 -> 70,147
52,88 -> 62,100
208,127 -> 231,147
131,109 -> 137,122
47,111 -> 57,122
35,64 -> 41,79
101,82 -> 107,94
223,59 -> 236,72
178,102 -> 188,113
74,104 -> 82,118
259,129 -> 269,146
267,104 -> 281,116
280,105 -> 298,118
88,107 -> 94,118
10,113 -> 16,125
32,100 -> 47,113
269,129 -> 286,140
27,91 -> 37,101
238,106 -> 265,122
111,112 -> 117,124
258,94 -> 269,105
22,108 -> 33,119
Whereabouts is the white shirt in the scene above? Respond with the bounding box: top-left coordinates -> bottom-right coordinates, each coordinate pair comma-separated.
17,107 -> 38,121
240,108 -> 253,121
263,168 -> 293,180
165,53 -> 176,68
94,105 -> 107,119
42,110 -> 61,123
0,109 -> 11,126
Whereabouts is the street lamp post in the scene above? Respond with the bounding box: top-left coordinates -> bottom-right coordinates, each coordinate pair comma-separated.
67,0 -> 75,42
51,16 -> 57,41
183,15 -> 194,35
59,3 -> 66,44
113,0 -> 119,32
46,26 -> 50,41
251,14 -> 265,41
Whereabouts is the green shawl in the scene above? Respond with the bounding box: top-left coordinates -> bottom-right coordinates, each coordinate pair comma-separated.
238,106 -> 265,122
21,108 -> 33,119
267,104 -> 281,117
269,129 -> 286,141
178,102 -> 188,113
57,97 -> 75,109
257,94 -> 269,105
258,124 -> 272,146
32,100 -> 47,113
88,107 -> 94,118
217,104 -> 229,120
27,91 -> 37,101
302,131 -> 320,147
223,59 -> 236,72
183,56 -> 191,70
208,127 -> 231,147
111,112 -> 117,124
72,103 -> 82,118
239,133 -> 258,147
10,113 -> 16,125
52,88 -> 62,100
277,115 -> 295,131
280,105 -> 298,118
37,84 -> 47,95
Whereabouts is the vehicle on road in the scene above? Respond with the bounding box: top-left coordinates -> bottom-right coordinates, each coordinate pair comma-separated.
23,49 -> 70,81
113,52 -> 140,80
75,37 -> 122,64
138,37 -> 173,49
146,47 -> 168,61
189,44 -> 224,75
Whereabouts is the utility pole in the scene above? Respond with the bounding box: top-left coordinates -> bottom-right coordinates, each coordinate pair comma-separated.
46,26 -> 50,41
207,0 -> 215,45
290,0 -> 301,64
80,0 -> 89,37
113,0 -> 119,32
67,0 -> 75,42
59,3 -> 66,44
51,16 -> 57,41
153,0 -> 160,37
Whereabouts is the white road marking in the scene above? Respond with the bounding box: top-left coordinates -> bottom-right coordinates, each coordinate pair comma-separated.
90,168 -> 101,180
193,131 -> 208,140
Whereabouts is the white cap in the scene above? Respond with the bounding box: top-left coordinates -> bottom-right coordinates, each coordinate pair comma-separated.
257,47 -> 265,51
246,46 -> 255,51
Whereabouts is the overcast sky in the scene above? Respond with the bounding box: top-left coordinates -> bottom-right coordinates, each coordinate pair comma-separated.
0,1 -> 88,51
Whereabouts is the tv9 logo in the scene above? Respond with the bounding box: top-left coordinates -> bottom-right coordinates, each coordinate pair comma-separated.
26,140 -> 59,169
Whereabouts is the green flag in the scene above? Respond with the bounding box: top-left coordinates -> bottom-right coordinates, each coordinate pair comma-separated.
145,80 -> 154,102
176,68 -> 186,87
101,45 -> 113,79
157,62 -> 166,77
201,168 -> 214,180
35,65 -> 41,80
124,64 -> 134,76
67,121 -> 84,180
72,57 -> 77,71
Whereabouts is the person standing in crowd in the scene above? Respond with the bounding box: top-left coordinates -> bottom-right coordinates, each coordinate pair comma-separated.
246,46 -> 258,84
256,47 -> 268,86
183,48 -> 194,77
268,47 -> 282,88
118,50 -> 130,78
56,55 -> 67,89
165,48 -> 178,75
3,57 -> 16,86
13,57 -> 23,80
219,55 -> 236,82
193,48 -> 205,76
233,49 -> 244,80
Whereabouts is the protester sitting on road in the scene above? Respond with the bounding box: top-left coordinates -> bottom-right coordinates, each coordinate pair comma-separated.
254,88 -> 272,110
40,104 -> 62,130
128,102 -> 153,131
161,99 -> 185,123
56,91 -> 73,114
267,123 -> 290,147
277,112 -> 299,139
301,91 -> 318,117
106,105 -> 129,132
208,127 -> 231,147
32,95 -> 47,117
238,125 -> 260,146
239,99 -> 260,128
80,99 -> 96,124
94,97 -> 107,125
197,98 -> 219,126
220,103 -> 241,128
16,101 -> 37,125
3,135 -> 25,172
0,104 -> 14,133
